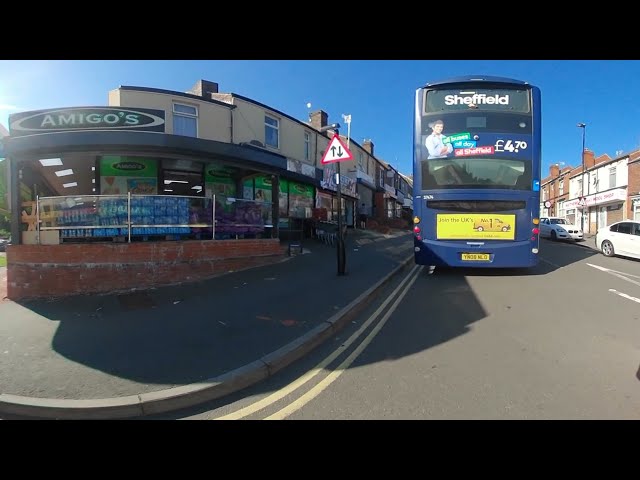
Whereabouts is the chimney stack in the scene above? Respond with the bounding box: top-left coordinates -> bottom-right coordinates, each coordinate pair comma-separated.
363,139 -> 374,156
583,148 -> 596,170
310,110 -> 328,131
550,164 -> 560,178
188,79 -> 219,98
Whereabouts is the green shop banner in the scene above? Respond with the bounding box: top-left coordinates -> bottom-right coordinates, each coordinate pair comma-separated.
100,156 -> 158,177
100,156 -> 158,195
255,175 -> 273,189
205,165 -> 235,182
289,181 -> 313,198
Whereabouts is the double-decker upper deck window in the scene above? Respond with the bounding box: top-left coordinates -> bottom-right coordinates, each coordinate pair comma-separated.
173,103 -> 198,137
265,115 -> 279,149
424,88 -> 530,114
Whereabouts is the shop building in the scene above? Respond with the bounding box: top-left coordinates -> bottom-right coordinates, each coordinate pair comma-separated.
566,149 -> 627,234
540,163 -> 573,219
2,79 -> 411,300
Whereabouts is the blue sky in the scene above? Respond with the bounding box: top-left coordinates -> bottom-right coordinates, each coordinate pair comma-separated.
1,60 -> 640,178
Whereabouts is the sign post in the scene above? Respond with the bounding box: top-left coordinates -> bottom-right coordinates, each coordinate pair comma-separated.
321,132 -> 353,276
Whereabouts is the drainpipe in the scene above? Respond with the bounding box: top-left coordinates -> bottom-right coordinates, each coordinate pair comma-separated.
229,107 -> 234,144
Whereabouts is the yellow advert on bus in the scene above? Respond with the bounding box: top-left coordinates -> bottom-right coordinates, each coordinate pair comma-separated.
436,214 -> 516,240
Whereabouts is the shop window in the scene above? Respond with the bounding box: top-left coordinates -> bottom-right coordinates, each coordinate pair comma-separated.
173,103 -> 198,137
265,115 -> 279,149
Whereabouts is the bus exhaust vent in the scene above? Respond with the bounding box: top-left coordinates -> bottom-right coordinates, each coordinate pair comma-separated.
426,200 -> 526,212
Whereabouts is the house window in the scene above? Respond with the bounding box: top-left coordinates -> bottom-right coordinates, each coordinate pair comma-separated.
304,132 -> 311,161
577,178 -> 583,196
609,167 -> 617,188
173,103 -> 198,137
559,178 -> 564,195
542,189 -> 547,202
265,115 -> 279,149
358,152 -> 364,170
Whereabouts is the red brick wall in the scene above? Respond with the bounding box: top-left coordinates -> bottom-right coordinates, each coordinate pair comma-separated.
627,160 -> 640,219
6,239 -> 285,300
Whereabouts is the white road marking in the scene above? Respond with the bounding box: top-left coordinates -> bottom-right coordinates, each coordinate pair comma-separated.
608,289 -> 640,304
587,263 -> 640,288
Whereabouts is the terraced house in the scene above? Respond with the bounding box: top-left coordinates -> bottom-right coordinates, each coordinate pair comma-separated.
541,148 -> 640,234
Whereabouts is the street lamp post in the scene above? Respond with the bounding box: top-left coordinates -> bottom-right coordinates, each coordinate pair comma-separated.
577,123 -> 586,232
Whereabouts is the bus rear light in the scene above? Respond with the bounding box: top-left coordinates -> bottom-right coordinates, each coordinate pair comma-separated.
414,226 -> 421,234
532,228 -> 540,235
531,236 -> 536,241
413,216 -> 420,224
533,218 -> 540,225
532,248 -> 539,254
416,235 -> 422,241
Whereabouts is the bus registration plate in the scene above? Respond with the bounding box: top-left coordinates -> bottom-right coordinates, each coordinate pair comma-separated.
461,253 -> 490,261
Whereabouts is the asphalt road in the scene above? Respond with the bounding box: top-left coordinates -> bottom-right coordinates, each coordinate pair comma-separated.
163,238 -> 640,420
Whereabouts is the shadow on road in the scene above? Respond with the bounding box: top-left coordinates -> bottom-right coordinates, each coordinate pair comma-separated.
427,238 -> 600,278
1,232 -> 414,401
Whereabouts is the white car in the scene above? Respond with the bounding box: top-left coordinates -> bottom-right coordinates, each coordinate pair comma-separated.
595,220 -> 640,260
539,217 -> 584,241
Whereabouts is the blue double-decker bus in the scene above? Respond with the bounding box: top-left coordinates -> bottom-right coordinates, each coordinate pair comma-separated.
413,75 -> 541,269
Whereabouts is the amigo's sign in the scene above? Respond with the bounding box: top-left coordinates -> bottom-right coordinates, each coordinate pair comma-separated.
9,106 -> 166,136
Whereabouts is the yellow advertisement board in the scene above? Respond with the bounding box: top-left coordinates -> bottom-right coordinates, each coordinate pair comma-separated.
436,213 -> 516,240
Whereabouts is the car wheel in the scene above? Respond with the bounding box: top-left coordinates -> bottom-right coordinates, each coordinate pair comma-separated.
601,240 -> 615,257
476,226 -> 484,232
550,230 -> 557,241
501,226 -> 509,232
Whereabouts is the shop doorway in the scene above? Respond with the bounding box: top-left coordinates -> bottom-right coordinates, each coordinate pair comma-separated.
598,206 -> 607,230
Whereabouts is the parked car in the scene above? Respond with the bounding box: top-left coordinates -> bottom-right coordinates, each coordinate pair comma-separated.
595,220 -> 640,260
0,237 -> 10,252
539,217 -> 584,241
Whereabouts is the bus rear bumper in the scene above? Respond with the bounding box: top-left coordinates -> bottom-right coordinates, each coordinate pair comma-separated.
414,238 -> 538,268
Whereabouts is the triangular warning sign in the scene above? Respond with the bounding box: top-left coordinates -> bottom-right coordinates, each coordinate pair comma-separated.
321,133 -> 353,164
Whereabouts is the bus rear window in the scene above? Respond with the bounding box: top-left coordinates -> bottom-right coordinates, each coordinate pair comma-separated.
421,157 -> 531,190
